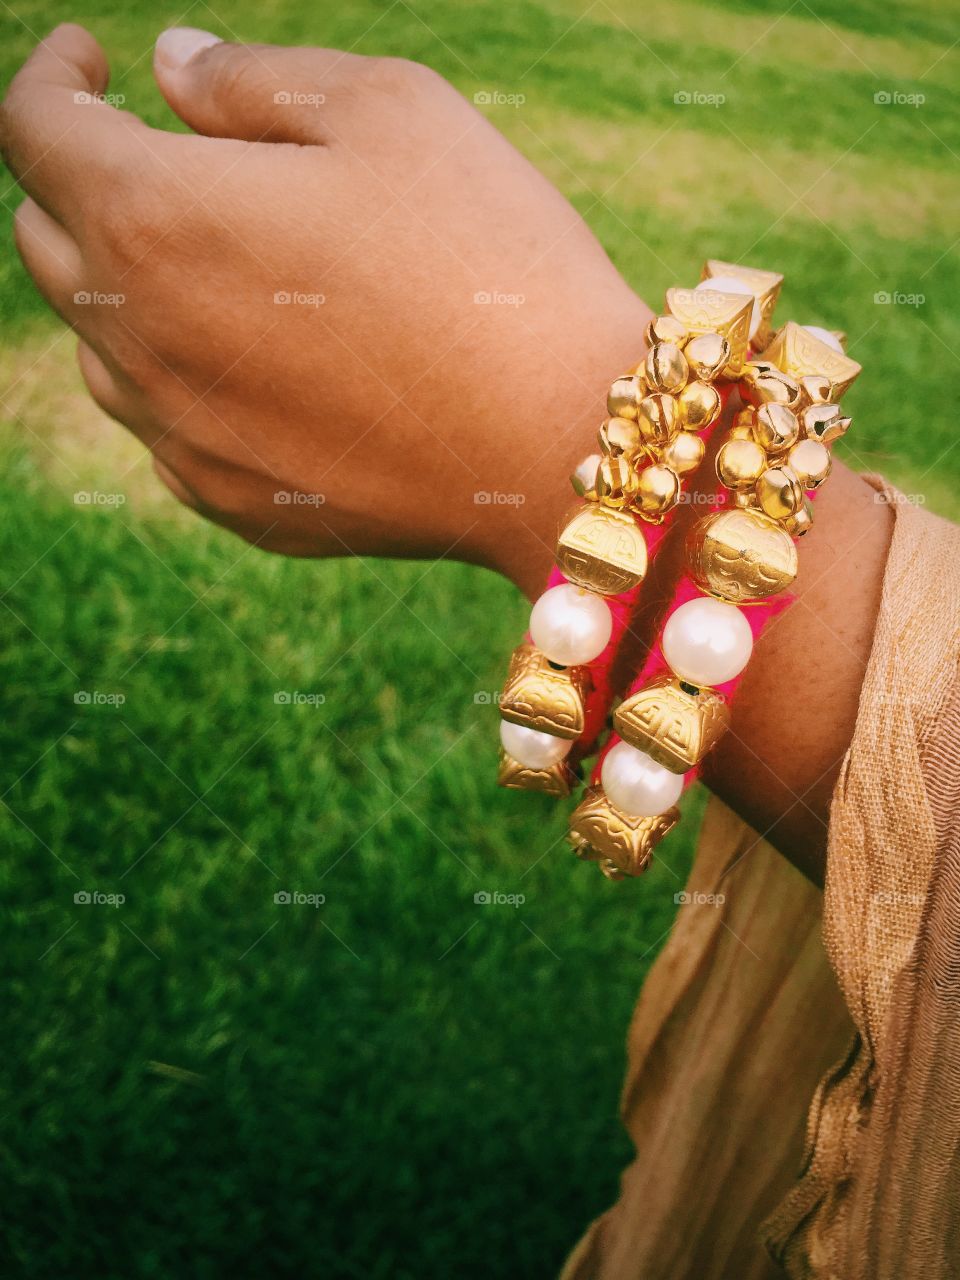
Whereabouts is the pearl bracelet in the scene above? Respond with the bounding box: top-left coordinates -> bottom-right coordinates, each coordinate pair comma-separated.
497,261 -> 784,797
569,317 -> 861,880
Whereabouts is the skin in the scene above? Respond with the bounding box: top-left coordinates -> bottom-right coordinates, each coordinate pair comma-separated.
0,24 -> 895,885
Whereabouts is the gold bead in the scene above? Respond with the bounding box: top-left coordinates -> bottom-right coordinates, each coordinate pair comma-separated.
798,374 -> 832,407
633,464 -> 680,520
615,675 -> 729,773
499,749 -> 574,797
761,320 -> 861,400
500,643 -> 590,739
645,314 -> 688,348
782,499 -> 814,538
688,507 -> 798,602
728,408 -> 756,441
739,361 -> 801,409
677,380 -> 722,430
788,437 -> 832,489
598,415 -> 643,459
556,504 -> 648,595
596,454 -> 640,508
701,260 -> 783,351
568,785 -> 679,877
665,287 -> 752,378
753,402 -> 800,454
662,430 -> 705,476
607,374 -> 645,420
756,465 -> 804,520
644,342 -> 689,395
716,437 -> 766,490
801,403 -> 851,445
636,393 -> 679,446
570,453 -> 601,500
684,332 -> 731,382
734,490 -> 761,510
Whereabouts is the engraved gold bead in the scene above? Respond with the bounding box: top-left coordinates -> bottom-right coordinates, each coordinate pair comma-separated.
498,749 -> 575,797
556,504 -> 648,595
687,507 -> 798,601
645,314 -> 689,348
788,437 -> 832,489
739,361 -> 801,409
607,374 -> 645,421
801,403 -> 851,445
716,437 -> 766,490
500,642 -> 591,739
571,453 -> 601,500
636,393 -> 679,446
753,402 -> 800,454
782,499 -> 814,537
633,464 -> 680,520
683,332 -> 731,382
615,675 -> 730,773
644,342 -> 689,395
677,380 -> 722,431
756,465 -> 804,520
598,415 -> 643,459
596,454 -> 640,508
568,785 -> 679,877
760,320 -> 861,400
662,430 -> 705,476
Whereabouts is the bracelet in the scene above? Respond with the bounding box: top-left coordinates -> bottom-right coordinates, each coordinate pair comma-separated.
496,263 -> 783,798
569,317 -> 861,880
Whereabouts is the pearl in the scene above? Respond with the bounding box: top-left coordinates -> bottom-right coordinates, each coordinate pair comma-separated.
803,325 -> 843,354
662,597 -> 753,687
601,742 -> 684,817
696,276 -> 762,341
529,584 -> 612,667
500,719 -> 572,770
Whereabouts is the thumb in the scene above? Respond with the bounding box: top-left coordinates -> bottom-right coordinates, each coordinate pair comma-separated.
153,28 -> 348,144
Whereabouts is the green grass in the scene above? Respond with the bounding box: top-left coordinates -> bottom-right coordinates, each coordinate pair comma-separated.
1,1 -> 958,1276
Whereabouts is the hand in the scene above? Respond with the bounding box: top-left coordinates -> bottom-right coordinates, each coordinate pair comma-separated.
1,23 -> 649,592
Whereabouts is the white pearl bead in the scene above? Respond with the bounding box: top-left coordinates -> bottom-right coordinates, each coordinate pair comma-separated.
500,719 -> 572,770
529,584 -> 612,667
601,742 -> 684,818
662,596 -> 753,687
696,276 -> 762,341
802,325 -> 843,354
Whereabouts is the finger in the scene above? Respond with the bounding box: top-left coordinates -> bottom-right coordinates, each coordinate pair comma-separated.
153,27 -> 362,144
13,196 -> 84,319
0,24 -> 154,227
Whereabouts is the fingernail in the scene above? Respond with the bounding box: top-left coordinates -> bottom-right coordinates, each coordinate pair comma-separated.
155,27 -> 222,72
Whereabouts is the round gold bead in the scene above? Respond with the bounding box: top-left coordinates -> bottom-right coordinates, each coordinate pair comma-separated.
734,490 -> 761,510
598,415 -> 643,459
633,464 -> 680,520
756,465 -> 804,520
636,393 -> 679,446
782,499 -> 814,537
677,379 -> 721,431
739,361 -> 801,409
753,402 -> 800,454
801,403 -> 851,445
644,342 -> 689,395
662,430 -> 705,475
798,374 -> 832,407
717,437 -> 766,490
570,453 -> 601,500
728,408 -> 756,441
607,374 -> 645,421
684,332 -> 730,382
596,454 -> 640,509
645,315 -> 688,348
788,437 -> 832,490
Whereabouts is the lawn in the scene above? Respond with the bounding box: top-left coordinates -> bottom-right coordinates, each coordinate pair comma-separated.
1,1 -> 957,1277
